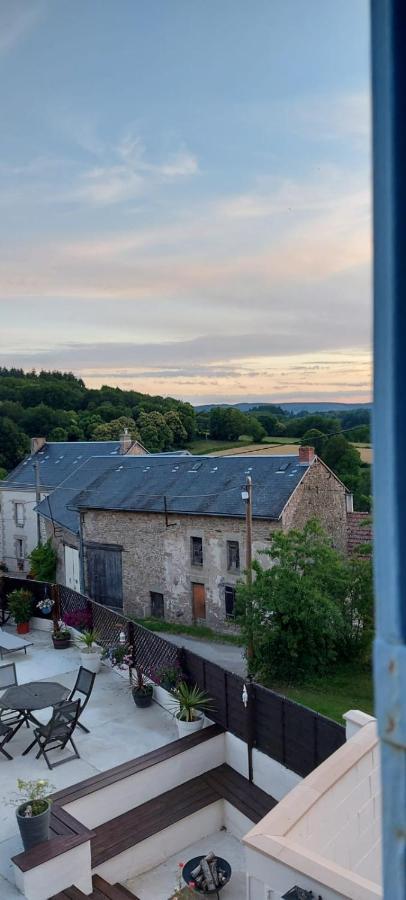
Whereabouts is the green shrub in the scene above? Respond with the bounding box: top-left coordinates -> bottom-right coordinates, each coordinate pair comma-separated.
29,539 -> 57,582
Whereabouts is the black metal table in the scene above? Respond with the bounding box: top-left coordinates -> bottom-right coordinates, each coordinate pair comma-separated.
0,681 -> 69,726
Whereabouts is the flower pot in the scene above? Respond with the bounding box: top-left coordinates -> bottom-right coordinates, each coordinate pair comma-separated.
16,622 -> 30,635
175,714 -> 204,738
52,635 -> 71,649
79,650 -> 102,673
132,685 -> 153,708
16,801 -> 51,851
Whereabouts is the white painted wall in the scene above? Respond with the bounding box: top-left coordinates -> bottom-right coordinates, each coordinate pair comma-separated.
65,733 -> 226,827
225,732 -> 302,800
245,846 -> 350,900
64,544 -> 81,591
13,840 -> 92,900
95,802 -> 223,885
0,487 -> 48,574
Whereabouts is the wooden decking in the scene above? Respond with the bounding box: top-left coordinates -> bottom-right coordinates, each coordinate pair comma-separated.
92,762 -> 276,867
50,874 -> 139,899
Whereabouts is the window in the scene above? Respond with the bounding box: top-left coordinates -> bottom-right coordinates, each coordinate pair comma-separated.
14,502 -> 24,527
150,591 -> 164,619
190,536 -> 203,566
225,585 -> 236,619
15,538 -> 24,560
227,540 -> 240,571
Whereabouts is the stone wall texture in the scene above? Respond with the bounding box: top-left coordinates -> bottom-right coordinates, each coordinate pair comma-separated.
80,460 -> 349,624
282,458 -> 348,554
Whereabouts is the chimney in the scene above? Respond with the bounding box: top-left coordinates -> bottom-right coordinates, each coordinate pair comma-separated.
31,437 -> 46,455
120,428 -> 132,455
298,445 -> 315,465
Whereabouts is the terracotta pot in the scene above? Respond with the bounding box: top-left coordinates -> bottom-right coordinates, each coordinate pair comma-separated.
16,622 -> 29,635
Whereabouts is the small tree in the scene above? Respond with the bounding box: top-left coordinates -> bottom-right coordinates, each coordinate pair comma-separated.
237,520 -> 363,683
29,539 -> 57,582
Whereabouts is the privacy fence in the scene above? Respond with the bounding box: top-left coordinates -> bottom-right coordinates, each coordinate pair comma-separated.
0,576 -> 345,778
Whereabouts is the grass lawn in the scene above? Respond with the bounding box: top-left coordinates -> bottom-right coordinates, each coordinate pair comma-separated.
187,439 -> 252,455
272,663 -> 374,723
262,436 -> 299,444
133,616 -> 243,646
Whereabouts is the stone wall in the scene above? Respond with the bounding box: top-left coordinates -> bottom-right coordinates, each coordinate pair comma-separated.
82,509 -> 279,626
282,458 -> 348,553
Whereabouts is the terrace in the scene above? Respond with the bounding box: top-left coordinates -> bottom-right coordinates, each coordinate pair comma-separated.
0,584 -> 377,900
0,626 -> 180,897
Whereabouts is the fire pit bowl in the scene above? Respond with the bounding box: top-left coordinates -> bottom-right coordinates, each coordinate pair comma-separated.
182,856 -> 232,895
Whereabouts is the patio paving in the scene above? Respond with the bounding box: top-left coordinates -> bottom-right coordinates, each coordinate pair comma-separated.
0,626 -> 179,896
126,830 -> 246,900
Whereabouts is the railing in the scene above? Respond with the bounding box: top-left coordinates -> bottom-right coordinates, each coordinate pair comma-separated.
0,576 -> 346,778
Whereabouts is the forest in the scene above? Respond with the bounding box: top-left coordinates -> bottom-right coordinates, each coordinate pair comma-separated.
0,369 -> 371,510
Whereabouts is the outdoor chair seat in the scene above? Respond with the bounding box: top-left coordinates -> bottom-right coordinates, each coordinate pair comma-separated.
0,720 -> 16,760
0,662 -> 30,732
22,699 -> 81,770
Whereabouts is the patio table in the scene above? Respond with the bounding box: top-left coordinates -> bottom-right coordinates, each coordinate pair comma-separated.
0,681 -> 69,727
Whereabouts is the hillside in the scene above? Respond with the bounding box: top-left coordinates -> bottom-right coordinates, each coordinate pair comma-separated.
196,401 -> 372,413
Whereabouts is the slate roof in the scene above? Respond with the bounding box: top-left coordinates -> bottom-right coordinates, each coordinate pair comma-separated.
41,453 -> 310,533
2,441 -> 123,490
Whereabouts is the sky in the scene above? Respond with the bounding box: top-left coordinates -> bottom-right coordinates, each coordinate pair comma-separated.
0,0 -> 371,406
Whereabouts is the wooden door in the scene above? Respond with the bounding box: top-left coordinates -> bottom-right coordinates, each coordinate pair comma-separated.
192,582 -> 206,620
86,544 -> 123,609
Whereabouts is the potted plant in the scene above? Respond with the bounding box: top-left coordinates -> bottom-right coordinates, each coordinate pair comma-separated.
52,619 -> 71,649
78,630 -> 102,673
36,596 -> 54,617
7,589 -> 33,634
102,641 -> 133,670
156,663 -> 182,694
131,666 -> 153,708
171,682 -> 213,737
13,779 -> 54,851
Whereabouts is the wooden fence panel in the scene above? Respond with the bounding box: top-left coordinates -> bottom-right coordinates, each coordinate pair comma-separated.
254,685 -> 285,765
315,715 -> 346,766
283,699 -> 319,777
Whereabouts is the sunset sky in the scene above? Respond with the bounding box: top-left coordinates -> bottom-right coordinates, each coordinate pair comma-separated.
0,0 -> 371,405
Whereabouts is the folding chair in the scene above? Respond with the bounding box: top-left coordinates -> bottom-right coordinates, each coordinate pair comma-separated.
0,722 -> 15,760
67,666 -> 96,734
22,699 -> 81,770
0,662 -> 29,732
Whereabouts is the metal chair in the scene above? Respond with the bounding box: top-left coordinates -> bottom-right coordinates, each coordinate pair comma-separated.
67,666 -> 96,734
0,722 -> 15,760
0,662 -> 29,731
22,699 -> 81,770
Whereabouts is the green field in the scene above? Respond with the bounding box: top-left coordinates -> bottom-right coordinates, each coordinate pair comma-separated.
187,439 -> 252,455
271,663 -> 374,723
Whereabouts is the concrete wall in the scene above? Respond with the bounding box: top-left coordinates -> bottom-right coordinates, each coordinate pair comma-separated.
282,458 -> 348,554
13,840 -> 92,900
244,720 -> 382,900
0,488 -> 48,574
64,732 -> 226,828
225,732 -> 302,801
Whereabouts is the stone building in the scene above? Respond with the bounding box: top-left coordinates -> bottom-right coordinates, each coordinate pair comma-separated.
0,433 -> 148,576
38,447 -> 352,627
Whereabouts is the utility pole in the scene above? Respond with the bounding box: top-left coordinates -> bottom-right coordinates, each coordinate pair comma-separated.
243,475 -> 254,667
33,461 -> 42,547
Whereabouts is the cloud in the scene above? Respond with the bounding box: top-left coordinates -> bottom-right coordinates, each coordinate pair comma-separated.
74,135 -> 199,206
0,2 -> 44,56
